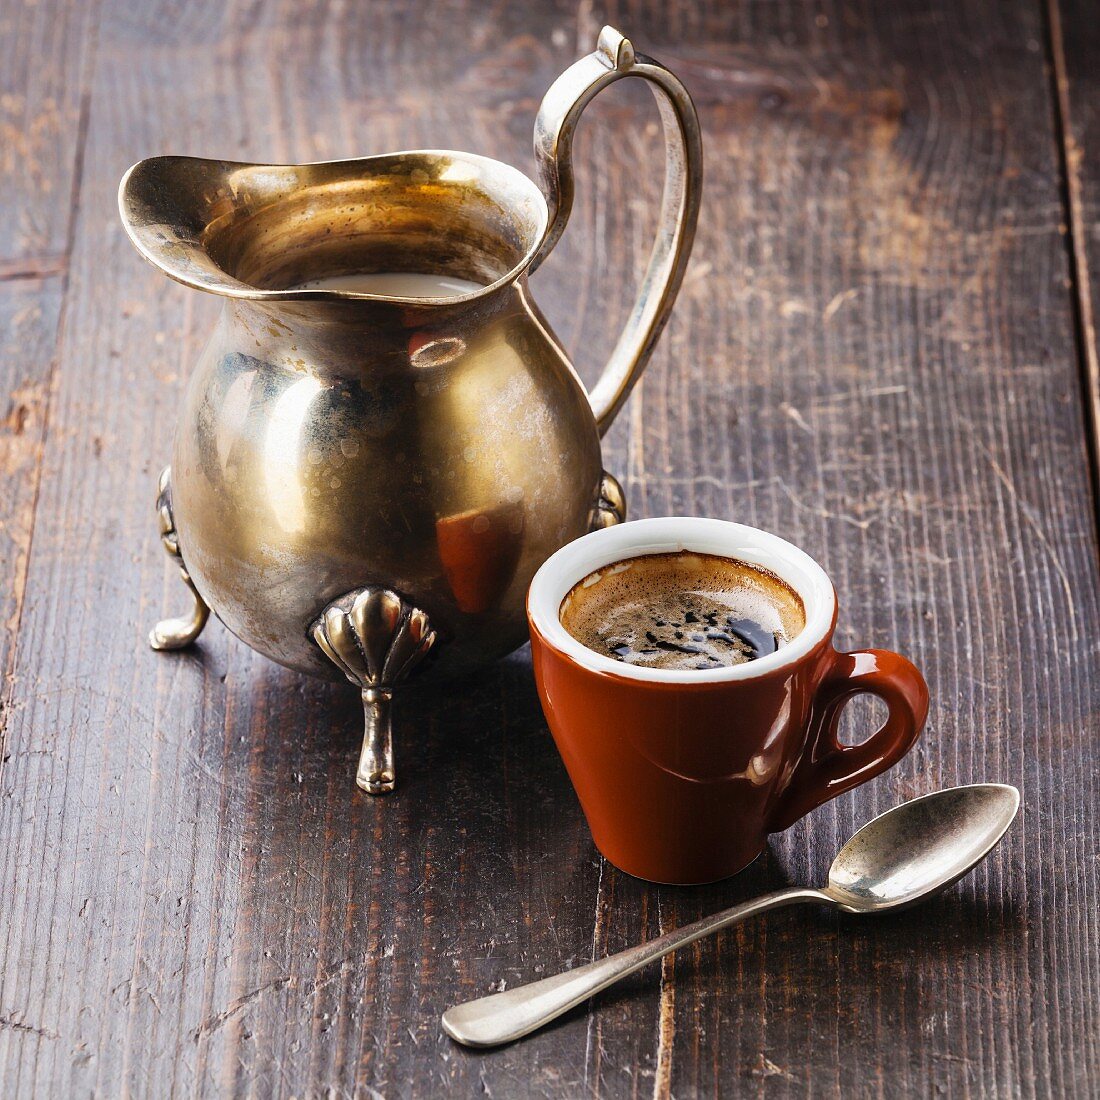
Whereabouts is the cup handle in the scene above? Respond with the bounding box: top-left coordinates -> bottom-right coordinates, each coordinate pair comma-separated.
530,27 -> 703,436
769,649 -> 929,833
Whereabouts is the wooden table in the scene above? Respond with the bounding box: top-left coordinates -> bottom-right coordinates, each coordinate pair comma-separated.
1,1 -> 1097,1096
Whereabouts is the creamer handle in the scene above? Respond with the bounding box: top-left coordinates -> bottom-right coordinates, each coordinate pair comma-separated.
531,27 -> 703,436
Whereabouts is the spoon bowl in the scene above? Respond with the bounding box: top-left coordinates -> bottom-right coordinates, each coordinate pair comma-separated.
825,783 -> 1021,913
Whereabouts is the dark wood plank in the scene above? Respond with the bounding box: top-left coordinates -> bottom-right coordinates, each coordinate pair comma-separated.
0,0 -> 97,724
0,0 -> 97,1048
1050,0 -> 1100,513
0,0 -> 96,266
586,3 -> 1100,1096
0,0 -> 97,772
0,278 -> 62,729
0,0 -> 1097,1097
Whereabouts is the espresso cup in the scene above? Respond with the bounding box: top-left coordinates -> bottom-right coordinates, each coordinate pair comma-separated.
527,517 -> 929,884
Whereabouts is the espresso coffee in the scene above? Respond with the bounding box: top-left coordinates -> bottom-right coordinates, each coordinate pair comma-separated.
559,551 -> 805,671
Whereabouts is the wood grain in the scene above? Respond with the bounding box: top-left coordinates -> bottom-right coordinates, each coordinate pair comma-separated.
1050,0 -> 1100,517
0,0 -> 96,931
0,0 -> 1097,1096
0,279 -> 62,745
0,0 -> 96,265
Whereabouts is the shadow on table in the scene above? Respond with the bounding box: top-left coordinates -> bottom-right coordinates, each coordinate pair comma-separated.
206,641 -> 554,785
209,643 -> 575,838
205,644 -> 1025,1045
450,880 -> 1025,1056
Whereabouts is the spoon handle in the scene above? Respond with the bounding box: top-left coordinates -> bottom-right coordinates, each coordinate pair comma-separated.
442,885 -> 831,1048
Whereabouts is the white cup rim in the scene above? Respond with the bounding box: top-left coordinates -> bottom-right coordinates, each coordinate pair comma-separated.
527,517 -> 836,684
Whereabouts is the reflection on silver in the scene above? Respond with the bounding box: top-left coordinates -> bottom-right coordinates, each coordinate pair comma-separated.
263,374 -> 323,534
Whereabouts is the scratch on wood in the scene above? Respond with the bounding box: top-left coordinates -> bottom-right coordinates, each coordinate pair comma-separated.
750,1053 -> 797,1081
652,909 -> 675,1100
0,1014 -> 58,1040
965,422 -> 1080,642
823,288 -> 859,321
780,298 -> 812,317
298,959 -> 354,1004
192,977 -> 293,1041
812,385 -> 908,406
775,477 -> 875,530
625,474 -> 771,491
779,402 -> 813,433
583,860 -> 607,1094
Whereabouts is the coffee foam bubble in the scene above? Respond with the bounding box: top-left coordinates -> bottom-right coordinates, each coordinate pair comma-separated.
559,551 -> 806,672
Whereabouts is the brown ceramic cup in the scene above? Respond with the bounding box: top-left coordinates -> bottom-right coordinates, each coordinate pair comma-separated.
527,518 -> 929,884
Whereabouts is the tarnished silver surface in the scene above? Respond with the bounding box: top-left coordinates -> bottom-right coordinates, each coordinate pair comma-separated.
160,281 -> 602,682
532,26 -> 703,435
312,588 -> 436,794
149,466 -> 210,651
120,27 -> 701,791
442,785 -> 1020,1047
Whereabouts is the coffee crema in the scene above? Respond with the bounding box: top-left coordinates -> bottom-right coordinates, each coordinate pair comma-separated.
559,550 -> 806,671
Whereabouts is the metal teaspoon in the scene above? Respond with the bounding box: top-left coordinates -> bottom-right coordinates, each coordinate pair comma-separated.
442,783 -> 1020,1048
